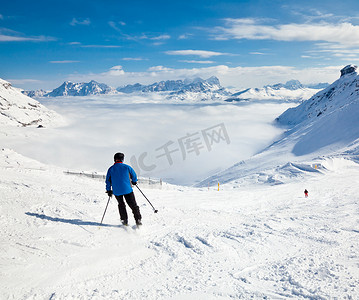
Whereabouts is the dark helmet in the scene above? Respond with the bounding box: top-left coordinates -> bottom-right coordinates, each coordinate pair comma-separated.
114,152 -> 124,162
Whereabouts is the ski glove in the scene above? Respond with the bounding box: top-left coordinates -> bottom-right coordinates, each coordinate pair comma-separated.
106,190 -> 113,197
131,181 -> 137,185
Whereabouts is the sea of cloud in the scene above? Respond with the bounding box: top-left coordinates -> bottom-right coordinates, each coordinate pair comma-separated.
5,94 -> 296,185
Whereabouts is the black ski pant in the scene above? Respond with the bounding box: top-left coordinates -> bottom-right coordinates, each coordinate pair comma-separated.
115,192 -> 141,222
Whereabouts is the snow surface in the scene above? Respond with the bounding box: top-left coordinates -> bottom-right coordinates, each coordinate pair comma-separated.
1,148 -> 359,299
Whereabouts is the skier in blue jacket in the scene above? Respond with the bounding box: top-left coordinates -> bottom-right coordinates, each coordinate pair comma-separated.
106,152 -> 142,226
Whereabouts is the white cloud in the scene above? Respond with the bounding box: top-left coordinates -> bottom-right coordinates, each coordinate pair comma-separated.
215,18 -> 359,46
249,52 -> 268,55
80,45 -> 121,48
6,78 -> 43,86
122,57 -> 146,61
50,60 -> 80,64
178,34 -> 192,40
108,21 -> 123,32
180,60 -> 215,64
0,34 -> 55,42
107,65 -> 125,76
165,50 -> 227,58
147,66 -> 173,72
150,34 -> 171,40
70,18 -> 91,26
306,43 -> 359,61
0,28 -> 56,42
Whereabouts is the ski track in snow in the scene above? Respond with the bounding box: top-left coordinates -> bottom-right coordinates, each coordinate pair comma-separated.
1,150 -> 359,299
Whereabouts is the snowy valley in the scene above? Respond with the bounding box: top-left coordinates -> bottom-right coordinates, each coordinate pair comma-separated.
1,65 -> 359,299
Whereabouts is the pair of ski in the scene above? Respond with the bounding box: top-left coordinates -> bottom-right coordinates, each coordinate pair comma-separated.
121,223 -> 142,230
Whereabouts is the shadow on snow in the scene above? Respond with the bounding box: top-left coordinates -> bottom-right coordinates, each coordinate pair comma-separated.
25,212 -> 118,228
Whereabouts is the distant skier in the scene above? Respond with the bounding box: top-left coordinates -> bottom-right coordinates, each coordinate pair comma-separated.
106,152 -> 142,226
304,189 -> 308,198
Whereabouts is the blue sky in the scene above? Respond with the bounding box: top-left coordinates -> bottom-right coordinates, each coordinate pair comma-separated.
2,0 -> 359,90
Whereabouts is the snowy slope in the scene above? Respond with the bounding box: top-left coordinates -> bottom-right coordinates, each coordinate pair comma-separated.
198,65 -> 359,187
0,78 -> 64,127
1,148 -> 359,299
277,65 -> 359,125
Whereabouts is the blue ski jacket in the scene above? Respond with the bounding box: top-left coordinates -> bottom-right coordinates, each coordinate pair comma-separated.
106,162 -> 138,196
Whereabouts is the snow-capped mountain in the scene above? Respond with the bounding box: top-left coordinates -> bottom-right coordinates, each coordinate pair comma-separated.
46,80 -> 116,97
198,65 -> 359,187
0,78 -> 64,127
117,76 -> 230,101
118,76 -> 223,93
22,89 -> 48,98
225,80 -> 325,102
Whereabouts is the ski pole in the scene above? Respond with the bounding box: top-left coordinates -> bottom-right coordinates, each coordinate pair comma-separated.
99,196 -> 111,226
135,185 -> 158,213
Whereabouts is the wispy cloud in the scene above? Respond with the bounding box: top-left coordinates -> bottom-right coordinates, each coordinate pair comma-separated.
150,34 -> 171,40
214,18 -> 359,46
0,28 -> 56,42
6,78 -> 43,85
108,21 -> 125,31
178,34 -> 193,40
180,60 -> 215,64
81,44 -> 121,48
109,21 -> 170,42
249,52 -> 268,55
67,42 -> 121,48
122,57 -> 146,61
165,50 -> 227,58
70,18 -> 91,26
50,60 -> 80,64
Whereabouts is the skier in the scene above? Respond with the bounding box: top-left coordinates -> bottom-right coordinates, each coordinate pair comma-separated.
106,152 -> 142,226
304,189 -> 308,198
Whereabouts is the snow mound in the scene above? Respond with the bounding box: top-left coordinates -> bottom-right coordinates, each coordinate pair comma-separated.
0,78 -> 65,127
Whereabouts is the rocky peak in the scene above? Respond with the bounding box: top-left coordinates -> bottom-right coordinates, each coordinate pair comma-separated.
340,65 -> 357,77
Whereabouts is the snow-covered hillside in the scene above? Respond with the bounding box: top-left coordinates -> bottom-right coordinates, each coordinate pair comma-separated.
198,65 -> 359,187
0,78 -> 64,127
277,65 -> 359,125
226,80 -> 322,103
1,148 -> 359,299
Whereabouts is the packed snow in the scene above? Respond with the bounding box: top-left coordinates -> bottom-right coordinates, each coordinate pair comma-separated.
1,149 -> 359,299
